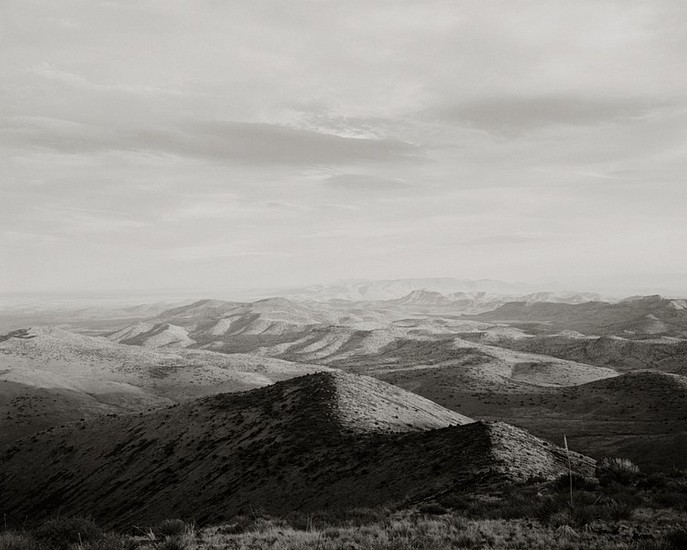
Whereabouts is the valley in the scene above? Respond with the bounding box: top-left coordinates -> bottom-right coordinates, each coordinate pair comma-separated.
1,284 -> 686,538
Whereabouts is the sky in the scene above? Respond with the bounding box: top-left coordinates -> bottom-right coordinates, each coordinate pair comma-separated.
1,0 -> 686,296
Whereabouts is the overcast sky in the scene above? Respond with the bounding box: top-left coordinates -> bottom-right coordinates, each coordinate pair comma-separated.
1,0 -> 686,295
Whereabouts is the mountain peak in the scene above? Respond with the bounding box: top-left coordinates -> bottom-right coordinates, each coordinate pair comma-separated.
206,370 -> 472,436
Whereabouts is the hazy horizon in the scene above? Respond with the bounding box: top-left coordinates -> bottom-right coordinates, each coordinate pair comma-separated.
2,274 -> 687,310
2,1 -> 686,295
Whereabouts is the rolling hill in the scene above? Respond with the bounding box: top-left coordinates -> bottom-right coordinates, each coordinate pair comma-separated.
0,327 -> 329,442
473,332 -> 687,375
465,295 -> 687,337
0,371 -> 594,528
108,298 -> 619,393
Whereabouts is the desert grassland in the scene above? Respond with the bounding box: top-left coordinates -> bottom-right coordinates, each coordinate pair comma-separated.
2,510 -> 686,550
2,467 -> 686,550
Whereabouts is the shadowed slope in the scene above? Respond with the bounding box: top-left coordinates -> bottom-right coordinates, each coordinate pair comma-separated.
0,372 -> 592,528
446,370 -> 687,471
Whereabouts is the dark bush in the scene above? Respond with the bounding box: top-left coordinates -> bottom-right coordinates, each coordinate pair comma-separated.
33,517 -> 102,550
417,501 -> 449,515
436,492 -> 472,511
665,527 -> 687,549
553,472 -> 599,492
0,532 -> 43,550
534,495 -> 563,523
81,533 -> 138,550
597,457 -> 641,486
154,519 -> 189,539
638,472 -> 669,491
571,504 -> 599,526
654,491 -> 687,511
156,537 -> 189,550
216,516 -> 257,535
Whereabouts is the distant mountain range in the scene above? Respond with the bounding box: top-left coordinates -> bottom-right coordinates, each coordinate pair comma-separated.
278,278 -> 539,301
383,289 -> 606,313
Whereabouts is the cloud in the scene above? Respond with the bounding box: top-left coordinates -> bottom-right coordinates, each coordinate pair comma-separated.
2,0 -> 686,293
0,117 -> 419,166
433,95 -> 668,135
26,63 -> 184,96
323,174 -> 411,192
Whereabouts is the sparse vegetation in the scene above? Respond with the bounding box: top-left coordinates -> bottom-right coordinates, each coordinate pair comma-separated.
0,468 -> 685,549
0,531 -> 42,550
153,519 -> 190,539
597,457 -> 641,486
2,298 -> 687,548
33,517 -> 102,550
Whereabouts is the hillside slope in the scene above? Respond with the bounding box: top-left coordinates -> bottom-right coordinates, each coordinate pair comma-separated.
470,332 -> 687,375
0,372 -> 593,528
439,371 -> 687,471
465,296 -> 687,337
0,327 -> 329,442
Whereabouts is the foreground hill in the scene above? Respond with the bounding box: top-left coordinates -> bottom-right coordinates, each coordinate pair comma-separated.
465,295 -> 687,336
0,372 -> 593,528
0,327 -> 328,442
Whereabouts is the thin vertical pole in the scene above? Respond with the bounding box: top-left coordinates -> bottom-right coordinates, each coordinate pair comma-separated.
564,435 -> 573,508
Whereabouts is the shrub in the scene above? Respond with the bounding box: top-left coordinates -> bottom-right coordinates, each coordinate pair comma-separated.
571,505 -> 599,527
216,516 -> 256,535
638,472 -> 669,491
417,501 -> 449,515
0,532 -> 42,550
33,517 -> 103,550
665,527 -> 687,549
535,495 -> 563,523
154,519 -> 189,539
81,533 -> 138,550
436,492 -> 472,511
548,510 -> 572,529
654,491 -> 687,511
156,537 -> 189,550
553,472 -> 599,492
596,457 -> 640,486
453,530 -> 481,548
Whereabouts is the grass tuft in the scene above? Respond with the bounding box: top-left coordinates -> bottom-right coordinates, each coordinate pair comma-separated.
33,517 -> 102,550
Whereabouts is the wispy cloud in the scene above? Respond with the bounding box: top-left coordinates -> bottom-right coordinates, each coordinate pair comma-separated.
26,63 -> 185,96
433,95 -> 670,135
323,174 -> 411,192
0,117 -> 419,165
